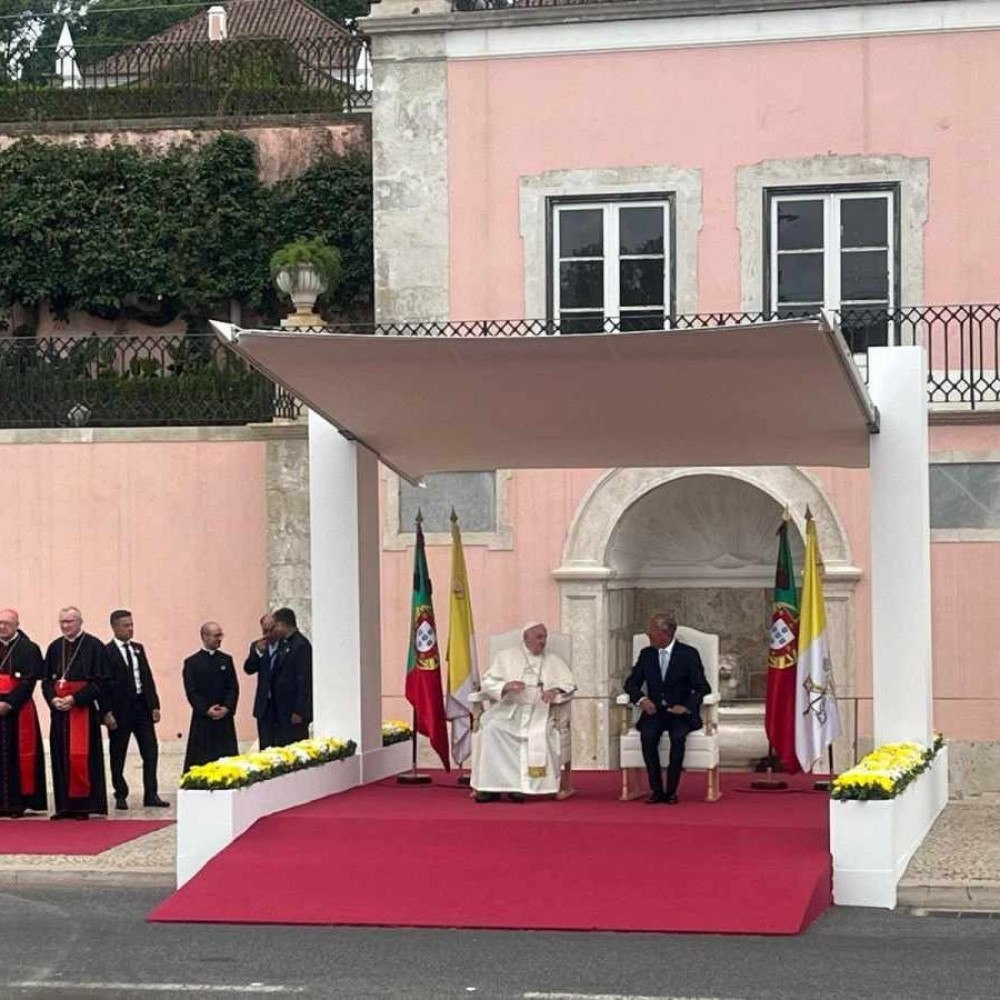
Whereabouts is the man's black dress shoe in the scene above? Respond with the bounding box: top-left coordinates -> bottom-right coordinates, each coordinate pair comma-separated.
474,791 -> 500,803
645,791 -> 666,804
115,797 -> 128,811
665,793 -> 679,805
143,798 -> 170,808
507,793 -> 525,803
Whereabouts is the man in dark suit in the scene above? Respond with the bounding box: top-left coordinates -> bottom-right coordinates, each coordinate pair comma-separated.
243,612 -> 279,749
268,608 -> 312,747
624,612 -> 711,804
105,609 -> 168,810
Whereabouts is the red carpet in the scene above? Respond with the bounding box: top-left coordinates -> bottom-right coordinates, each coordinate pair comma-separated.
0,819 -> 172,855
150,772 -> 830,935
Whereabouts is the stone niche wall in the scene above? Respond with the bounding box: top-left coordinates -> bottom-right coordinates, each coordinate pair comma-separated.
632,588 -> 771,702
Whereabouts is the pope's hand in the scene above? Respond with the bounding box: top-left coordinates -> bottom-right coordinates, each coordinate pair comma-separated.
502,681 -> 526,697
541,689 -> 559,704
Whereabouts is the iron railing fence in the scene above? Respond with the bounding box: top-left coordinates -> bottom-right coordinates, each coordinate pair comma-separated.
273,305 -> 1000,409
0,334 -> 301,428
0,36 -> 371,123
4,307 -> 998,428
453,0 -> 622,8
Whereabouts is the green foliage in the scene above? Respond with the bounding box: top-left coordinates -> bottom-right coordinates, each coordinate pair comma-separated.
0,133 -> 372,326
270,238 -> 343,292
267,150 -> 372,314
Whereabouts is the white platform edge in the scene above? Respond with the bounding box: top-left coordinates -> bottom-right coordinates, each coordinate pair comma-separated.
176,754 -> 362,888
830,745 -> 948,909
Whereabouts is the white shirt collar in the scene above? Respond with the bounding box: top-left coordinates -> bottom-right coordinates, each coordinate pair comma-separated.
114,637 -> 131,649
659,639 -> 675,659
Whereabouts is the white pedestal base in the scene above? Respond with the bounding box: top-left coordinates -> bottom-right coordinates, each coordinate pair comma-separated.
176,755 -> 362,887
831,746 -> 948,908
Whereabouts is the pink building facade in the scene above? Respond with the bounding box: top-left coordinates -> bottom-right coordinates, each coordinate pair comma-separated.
366,0 -> 1000,792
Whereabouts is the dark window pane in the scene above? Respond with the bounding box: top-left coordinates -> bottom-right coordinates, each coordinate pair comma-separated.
559,209 -> 603,258
619,258 -> 663,307
620,311 -> 666,332
840,303 -> 890,351
841,198 -> 888,249
777,252 -> 823,303
776,199 -> 823,251
560,260 -> 603,309
841,249 -> 888,300
619,206 -> 664,255
560,312 -> 604,334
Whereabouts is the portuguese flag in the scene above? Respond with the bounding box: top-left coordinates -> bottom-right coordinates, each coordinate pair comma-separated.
765,515 -> 801,775
405,514 -> 451,770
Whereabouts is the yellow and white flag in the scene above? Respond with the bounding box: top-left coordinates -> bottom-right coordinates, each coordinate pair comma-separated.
795,512 -> 841,772
446,510 -> 479,765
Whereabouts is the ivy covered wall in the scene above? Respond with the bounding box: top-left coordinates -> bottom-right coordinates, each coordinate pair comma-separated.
0,131 -> 372,334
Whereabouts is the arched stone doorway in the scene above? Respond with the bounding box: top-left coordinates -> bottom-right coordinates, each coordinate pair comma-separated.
553,467 -> 862,771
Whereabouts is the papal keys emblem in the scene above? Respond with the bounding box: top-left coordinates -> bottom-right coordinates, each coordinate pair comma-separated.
768,604 -> 798,670
413,606 -> 440,669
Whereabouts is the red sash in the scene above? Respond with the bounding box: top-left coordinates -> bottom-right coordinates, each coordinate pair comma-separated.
0,675 -> 38,796
55,679 -> 90,798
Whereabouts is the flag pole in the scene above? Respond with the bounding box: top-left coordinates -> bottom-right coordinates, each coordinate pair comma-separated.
397,707 -> 432,784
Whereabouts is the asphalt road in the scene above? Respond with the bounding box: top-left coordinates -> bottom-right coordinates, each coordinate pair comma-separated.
0,887 -> 997,1000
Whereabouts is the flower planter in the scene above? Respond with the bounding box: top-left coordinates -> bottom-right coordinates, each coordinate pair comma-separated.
830,745 -> 948,908
176,753 -> 361,887
361,740 -> 413,784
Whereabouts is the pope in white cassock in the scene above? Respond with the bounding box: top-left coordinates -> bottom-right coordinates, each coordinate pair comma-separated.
471,622 -> 576,802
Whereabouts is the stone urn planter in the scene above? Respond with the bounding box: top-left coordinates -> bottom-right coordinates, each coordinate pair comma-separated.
270,238 -> 342,328
275,264 -> 327,326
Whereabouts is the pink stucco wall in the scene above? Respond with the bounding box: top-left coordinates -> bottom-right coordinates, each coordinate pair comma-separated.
447,31 -> 1000,317
0,439 -> 268,743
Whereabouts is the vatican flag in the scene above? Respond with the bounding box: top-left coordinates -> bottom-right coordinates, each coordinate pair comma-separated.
795,511 -> 841,772
446,510 -> 479,765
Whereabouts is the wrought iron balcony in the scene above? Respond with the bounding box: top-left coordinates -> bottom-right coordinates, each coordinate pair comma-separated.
0,334 -> 301,429
0,36 -> 371,124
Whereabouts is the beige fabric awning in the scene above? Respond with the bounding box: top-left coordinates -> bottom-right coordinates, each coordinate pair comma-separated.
213,318 -> 878,482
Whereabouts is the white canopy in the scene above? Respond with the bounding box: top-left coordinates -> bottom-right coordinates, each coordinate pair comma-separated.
213,317 -> 878,482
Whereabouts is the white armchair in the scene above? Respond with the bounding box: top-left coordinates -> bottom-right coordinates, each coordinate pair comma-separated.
470,627 -> 574,796
616,625 -> 722,802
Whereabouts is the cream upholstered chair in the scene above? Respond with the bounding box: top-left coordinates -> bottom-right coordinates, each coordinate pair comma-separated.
469,627 -> 574,795
616,625 -> 721,802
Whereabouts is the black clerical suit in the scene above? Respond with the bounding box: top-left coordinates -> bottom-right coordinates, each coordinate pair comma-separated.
268,630 -> 313,747
243,639 -> 279,749
0,632 -> 47,815
182,648 -> 238,772
624,640 -> 711,799
105,638 -> 161,805
42,632 -> 110,817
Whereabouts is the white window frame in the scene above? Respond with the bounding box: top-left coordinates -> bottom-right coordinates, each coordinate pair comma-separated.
550,198 -> 673,332
768,188 -> 896,337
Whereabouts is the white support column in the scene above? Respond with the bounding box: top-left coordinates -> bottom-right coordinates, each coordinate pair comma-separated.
308,411 -> 382,754
868,347 -> 933,746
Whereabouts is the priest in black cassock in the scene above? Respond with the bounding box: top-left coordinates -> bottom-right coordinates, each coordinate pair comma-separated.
183,621 -> 239,772
42,606 -> 110,819
0,609 -> 47,817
